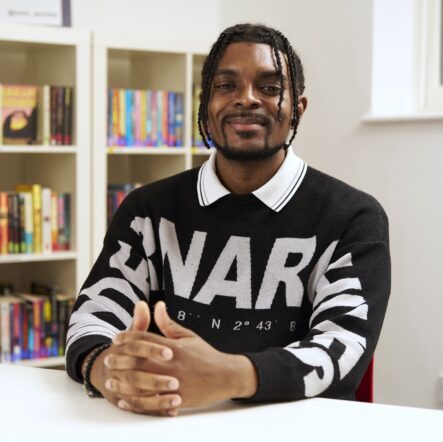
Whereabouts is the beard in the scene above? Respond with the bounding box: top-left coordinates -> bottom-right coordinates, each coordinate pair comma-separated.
214,141 -> 285,162
212,125 -> 286,162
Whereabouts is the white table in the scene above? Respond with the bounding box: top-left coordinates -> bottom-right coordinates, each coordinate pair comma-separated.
0,364 -> 441,441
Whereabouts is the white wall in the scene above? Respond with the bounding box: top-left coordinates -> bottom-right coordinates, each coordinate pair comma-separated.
221,0 -> 443,410
72,0 -> 220,48
72,0 -> 443,409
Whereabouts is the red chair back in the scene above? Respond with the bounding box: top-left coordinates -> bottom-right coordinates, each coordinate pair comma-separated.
355,358 -> 374,403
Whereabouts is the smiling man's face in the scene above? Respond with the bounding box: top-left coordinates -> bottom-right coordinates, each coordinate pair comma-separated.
207,42 -> 293,161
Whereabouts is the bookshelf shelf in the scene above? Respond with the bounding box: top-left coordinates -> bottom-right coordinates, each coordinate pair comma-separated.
107,146 -> 187,155
12,355 -> 65,368
0,146 -> 78,154
0,251 -> 77,264
0,26 -> 91,365
91,33 -> 209,259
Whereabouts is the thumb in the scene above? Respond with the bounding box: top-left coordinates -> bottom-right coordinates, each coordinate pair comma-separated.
154,301 -> 195,339
129,301 -> 151,331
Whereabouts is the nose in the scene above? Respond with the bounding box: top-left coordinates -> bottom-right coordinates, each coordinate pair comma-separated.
235,84 -> 261,108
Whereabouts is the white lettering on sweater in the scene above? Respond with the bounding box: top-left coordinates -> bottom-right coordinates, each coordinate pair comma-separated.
158,217 -> 316,309
159,218 -> 207,298
193,236 -> 252,308
255,237 -> 316,309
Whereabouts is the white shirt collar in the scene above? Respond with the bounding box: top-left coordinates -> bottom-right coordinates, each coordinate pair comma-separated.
197,147 -> 307,212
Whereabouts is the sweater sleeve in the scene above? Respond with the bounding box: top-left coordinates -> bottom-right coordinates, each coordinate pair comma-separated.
65,191 -> 155,383
243,199 -> 391,402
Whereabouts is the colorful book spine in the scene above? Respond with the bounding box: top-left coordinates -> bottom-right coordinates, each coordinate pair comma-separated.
57,194 -> 65,251
175,93 -> 184,147
151,90 -> 158,146
38,85 -> 51,145
0,301 -> 10,362
11,301 -> 22,361
42,187 -> 52,253
140,90 -> 147,146
63,86 -> 72,145
0,192 -> 8,254
134,89 -> 141,146
146,89 -> 153,146
50,86 -> 58,145
118,89 -> 126,146
51,191 -> 58,251
167,92 -> 175,147
63,193 -> 71,251
56,86 -> 64,145
18,193 -> 26,253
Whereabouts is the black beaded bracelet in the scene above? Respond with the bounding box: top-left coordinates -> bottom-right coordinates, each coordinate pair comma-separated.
82,343 -> 112,398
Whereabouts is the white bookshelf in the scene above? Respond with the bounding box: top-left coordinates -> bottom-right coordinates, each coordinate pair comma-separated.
0,25 -> 91,368
91,32 -> 210,259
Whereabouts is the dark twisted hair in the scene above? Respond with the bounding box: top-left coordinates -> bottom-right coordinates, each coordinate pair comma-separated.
198,23 -> 305,149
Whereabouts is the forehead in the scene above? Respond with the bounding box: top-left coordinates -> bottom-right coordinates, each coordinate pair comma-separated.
216,42 -> 288,76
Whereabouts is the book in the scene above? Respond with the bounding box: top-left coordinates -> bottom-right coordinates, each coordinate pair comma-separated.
1,84 -> 38,145
0,297 -> 12,362
37,85 -> 51,145
42,188 -> 52,253
51,191 -> 58,251
50,86 -> 58,145
56,86 -> 64,145
63,87 -> 73,145
19,293 -> 44,358
16,184 -> 42,254
174,93 -> 184,147
0,192 -> 9,255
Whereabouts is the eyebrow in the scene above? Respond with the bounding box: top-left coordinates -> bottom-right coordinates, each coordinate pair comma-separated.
214,68 -> 287,82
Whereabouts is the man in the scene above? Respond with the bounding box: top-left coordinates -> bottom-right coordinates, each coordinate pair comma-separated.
66,23 -> 390,417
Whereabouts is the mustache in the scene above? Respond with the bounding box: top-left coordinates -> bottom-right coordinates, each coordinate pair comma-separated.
221,112 -> 271,126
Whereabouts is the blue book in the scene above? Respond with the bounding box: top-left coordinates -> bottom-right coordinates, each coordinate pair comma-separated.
125,89 -> 134,146
157,90 -> 163,146
168,92 -> 175,146
174,93 -> 184,147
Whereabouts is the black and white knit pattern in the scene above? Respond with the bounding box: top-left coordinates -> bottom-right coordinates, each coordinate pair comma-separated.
66,152 -> 390,402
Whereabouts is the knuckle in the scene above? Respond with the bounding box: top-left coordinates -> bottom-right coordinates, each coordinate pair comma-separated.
160,397 -> 173,409
153,377 -> 163,390
131,396 -> 141,409
124,371 -> 135,384
125,341 -> 139,354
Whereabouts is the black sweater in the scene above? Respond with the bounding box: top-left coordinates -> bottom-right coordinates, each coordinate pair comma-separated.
66,163 -> 390,402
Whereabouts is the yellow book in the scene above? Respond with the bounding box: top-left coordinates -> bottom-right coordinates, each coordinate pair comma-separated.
51,191 -> 58,251
15,184 -> 42,254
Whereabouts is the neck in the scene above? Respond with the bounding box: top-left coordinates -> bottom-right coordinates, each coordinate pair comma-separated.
215,149 -> 286,195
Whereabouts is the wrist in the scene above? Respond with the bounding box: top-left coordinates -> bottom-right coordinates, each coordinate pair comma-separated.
225,354 -> 258,399
81,344 -> 111,396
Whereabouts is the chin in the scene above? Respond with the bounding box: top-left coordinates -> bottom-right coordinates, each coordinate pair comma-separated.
215,142 -> 285,162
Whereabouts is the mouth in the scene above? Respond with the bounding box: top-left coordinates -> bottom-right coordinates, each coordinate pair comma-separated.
224,115 -> 269,132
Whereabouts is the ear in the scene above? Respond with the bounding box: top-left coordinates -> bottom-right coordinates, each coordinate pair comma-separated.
297,96 -> 308,120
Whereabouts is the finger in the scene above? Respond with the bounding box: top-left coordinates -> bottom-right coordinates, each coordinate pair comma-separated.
113,330 -> 171,347
154,301 -> 195,339
117,394 -> 182,414
129,301 -> 151,332
107,341 -> 173,364
105,374 -> 179,395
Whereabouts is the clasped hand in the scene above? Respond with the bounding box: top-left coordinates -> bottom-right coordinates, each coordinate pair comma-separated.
92,301 -> 255,416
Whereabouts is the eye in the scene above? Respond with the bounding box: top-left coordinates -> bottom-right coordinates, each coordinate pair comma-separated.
261,85 -> 281,94
214,83 -> 235,90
